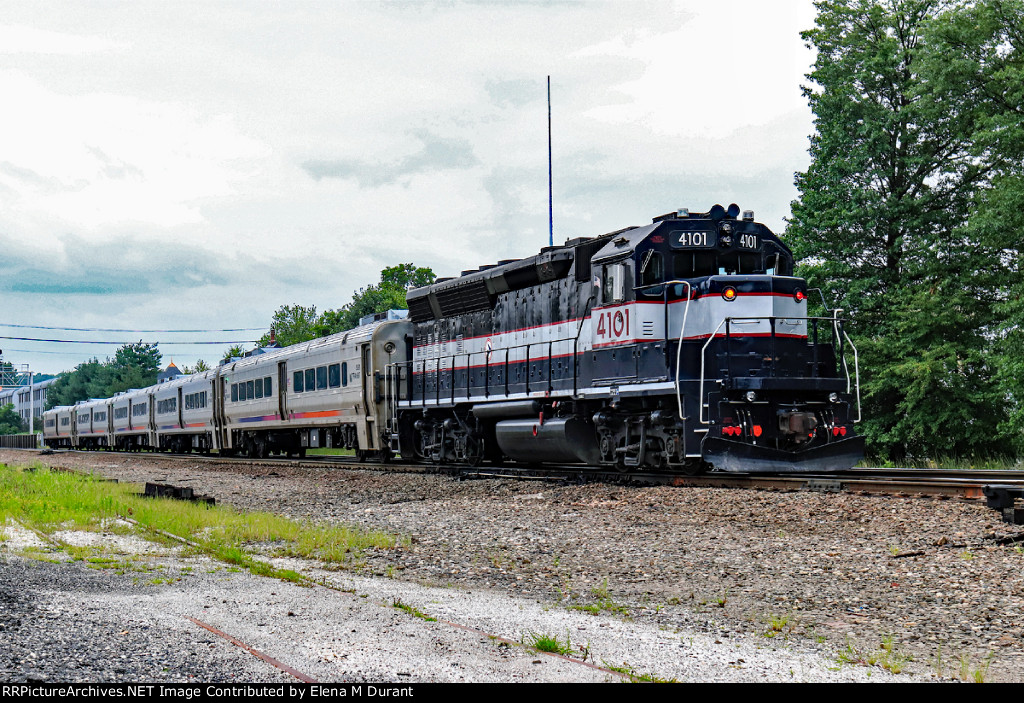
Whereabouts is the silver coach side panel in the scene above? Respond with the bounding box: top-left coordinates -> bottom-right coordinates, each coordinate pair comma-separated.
73,401 -> 92,448
113,387 -> 155,449
42,407 -> 57,443
110,391 -> 134,438
152,375 -> 191,442
75,398 -> 109,448
284,331 -> 365,444
43,406 -> 68,447
220,351 -> 281,436
178,370 -> 217,446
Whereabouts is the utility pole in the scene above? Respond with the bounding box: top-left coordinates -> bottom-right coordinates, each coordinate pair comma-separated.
28,370 -> 34,437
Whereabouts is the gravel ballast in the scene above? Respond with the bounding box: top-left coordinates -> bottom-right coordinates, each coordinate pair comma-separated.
2,448 -> 1022,682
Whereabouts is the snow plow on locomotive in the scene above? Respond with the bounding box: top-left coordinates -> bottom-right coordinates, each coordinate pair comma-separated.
385,204 -> 863,473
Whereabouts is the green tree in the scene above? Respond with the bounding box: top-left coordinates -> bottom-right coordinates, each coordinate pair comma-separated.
221,345 -> 245,362
330,263 -> 435,332
787,0 -> 1018,459
0,403 -> 26,435
259,304 -> 320,348
926,0 -> 1024,449
46,343 -> 162,409
257,264 -> 436,346
181,359 -> 211,374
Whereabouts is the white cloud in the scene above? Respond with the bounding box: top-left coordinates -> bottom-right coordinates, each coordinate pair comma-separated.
0,71 -> 269,243
0,0 -> 819,374
0,24 -> 123,55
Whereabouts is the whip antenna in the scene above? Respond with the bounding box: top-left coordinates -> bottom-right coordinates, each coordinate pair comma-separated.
548,75 -> 553,248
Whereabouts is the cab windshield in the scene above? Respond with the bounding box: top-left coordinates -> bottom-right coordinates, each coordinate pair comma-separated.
636,243 -> 793,298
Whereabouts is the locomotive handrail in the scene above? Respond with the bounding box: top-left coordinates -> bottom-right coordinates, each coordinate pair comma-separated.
573,295 -> 596,396
634,279 -> 695,420
387,334 -> 579,409
840,329 -> 862,423
698,315 -> 858,425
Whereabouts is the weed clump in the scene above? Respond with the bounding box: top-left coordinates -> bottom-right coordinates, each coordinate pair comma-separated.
0,463 -> 406,582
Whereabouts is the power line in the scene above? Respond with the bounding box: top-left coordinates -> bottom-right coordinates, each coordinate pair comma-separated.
0,323 -> 265,333
0,336 -> 255,345
3,348 -> 131,355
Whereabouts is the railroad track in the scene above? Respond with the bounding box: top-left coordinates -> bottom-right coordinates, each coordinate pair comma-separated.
17,448 -> 1024,523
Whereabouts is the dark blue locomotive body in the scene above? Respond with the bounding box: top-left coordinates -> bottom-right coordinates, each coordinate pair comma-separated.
389,205 -> 863,473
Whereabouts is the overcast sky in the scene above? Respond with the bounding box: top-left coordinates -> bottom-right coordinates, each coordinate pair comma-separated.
0,0 -> 817,375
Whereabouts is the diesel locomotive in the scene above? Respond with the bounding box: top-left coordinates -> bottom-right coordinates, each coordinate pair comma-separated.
386,203 -> 863,473
44,205 -> 863,474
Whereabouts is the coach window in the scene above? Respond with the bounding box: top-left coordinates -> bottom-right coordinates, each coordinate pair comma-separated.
341,362 -> 348,387
305,368 -> 316,393
264,377 -> 272,397
255,378 -> 263,399
246,380 -> 254,400
293,371 -> 304,393
316,365 -> 328,390
231,384 -> 238,402
328,364 -> 341,388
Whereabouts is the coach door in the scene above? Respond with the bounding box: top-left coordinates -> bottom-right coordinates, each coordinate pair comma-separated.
360,343 -> 377,450
213,376 -> 227,450
277,362 -> 288,421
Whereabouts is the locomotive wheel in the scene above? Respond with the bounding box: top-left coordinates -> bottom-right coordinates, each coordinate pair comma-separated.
462,436 -> 484,467
680,459 -> 706,476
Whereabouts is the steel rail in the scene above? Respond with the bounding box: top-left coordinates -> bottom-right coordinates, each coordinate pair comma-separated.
23,448 -> 1024,500
186,616 -> 319,683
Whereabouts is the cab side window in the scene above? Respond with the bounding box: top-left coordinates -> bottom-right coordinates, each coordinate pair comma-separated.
637,250 -> 664,297
601,263 -> 627,304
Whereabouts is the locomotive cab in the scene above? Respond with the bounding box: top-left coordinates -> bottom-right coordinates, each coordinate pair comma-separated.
586,204 -> 863,472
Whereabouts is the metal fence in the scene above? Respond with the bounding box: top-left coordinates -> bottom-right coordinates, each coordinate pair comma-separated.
0,434 -> 40,449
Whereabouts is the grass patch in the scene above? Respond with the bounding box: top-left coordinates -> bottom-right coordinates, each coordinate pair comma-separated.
603,661 -> 678,683
15,549 -> 62,564
866,636 -> 912,674
763,613 -> 793,638
860,454 -> 1020,471
959,652 -> 995,683
836,636 -> 912,675
305,448 -> 356,456
522,630 -> 574,656
0,462 -> 406,582
568,578 -> 630,617
392,598 -> 436,622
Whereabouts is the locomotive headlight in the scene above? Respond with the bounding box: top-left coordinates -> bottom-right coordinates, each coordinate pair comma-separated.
745,391 -> 757,402
722,286 -> 737,301
829,392 -> 839,403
